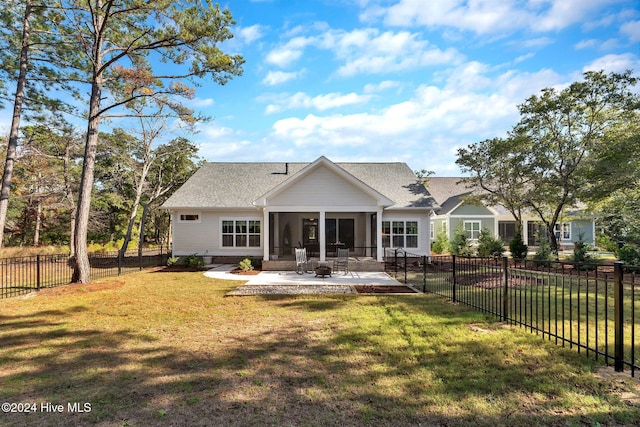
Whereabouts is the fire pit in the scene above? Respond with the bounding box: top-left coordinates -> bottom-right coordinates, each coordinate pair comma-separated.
315,265 -> 332,278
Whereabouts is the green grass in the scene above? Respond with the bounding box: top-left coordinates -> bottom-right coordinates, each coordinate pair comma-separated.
0,269 -> 639,426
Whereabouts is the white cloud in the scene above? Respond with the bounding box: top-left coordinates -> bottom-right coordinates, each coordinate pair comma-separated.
265,91 -> 373,114
262,70 -> 302,86
265,27 -> 464,78
265,36 -> 313,67
621,20 -> 640,42
190,97 -> 215,108
266,64 -> 566,174
575,39 -> 599,49
238,24 -> 266,45
363,80 -> 402,93
360,0 -> 626,35
583,53 -> 640,73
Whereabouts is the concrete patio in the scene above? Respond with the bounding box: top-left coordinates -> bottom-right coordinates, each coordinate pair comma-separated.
203,264 -> 417,295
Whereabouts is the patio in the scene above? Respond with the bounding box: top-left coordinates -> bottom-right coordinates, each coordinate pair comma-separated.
203,264 -> 417,295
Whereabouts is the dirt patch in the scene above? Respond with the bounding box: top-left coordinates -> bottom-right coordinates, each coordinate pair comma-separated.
354,285 -> 418,294
594,366 -> 640,406
36,280 -> 125,296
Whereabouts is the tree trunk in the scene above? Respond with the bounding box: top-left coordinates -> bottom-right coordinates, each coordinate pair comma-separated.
72,81 -> 102,283
138,202 -> 151,258
34,197 -> 41,246
0,1 -> 32,248
64,143 -> 76,256
119,164 -> 150,259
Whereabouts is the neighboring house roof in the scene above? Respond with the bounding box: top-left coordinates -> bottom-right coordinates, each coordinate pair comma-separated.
161,156 -> 439,210
428,177 -> 592,219
427,177 -> 485,215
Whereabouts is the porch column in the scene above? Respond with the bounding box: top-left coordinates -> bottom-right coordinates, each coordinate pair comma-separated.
376,207 -> 383,262
263,207 -> 270,261
319,210 -> 326,262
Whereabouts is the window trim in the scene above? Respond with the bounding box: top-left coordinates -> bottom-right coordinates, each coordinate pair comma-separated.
554,222 -> 571,241
463,220 -> 482,240
382,219 -> 419,249
221,218 -> 262,248
178,212 -> 201,223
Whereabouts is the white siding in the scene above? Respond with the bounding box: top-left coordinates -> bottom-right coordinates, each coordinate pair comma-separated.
172,210 -> 263,256
382,210 -> 432,256
269,166 -> 377,207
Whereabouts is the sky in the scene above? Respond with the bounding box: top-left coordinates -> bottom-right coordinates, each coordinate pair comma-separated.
3,0 -> 640,176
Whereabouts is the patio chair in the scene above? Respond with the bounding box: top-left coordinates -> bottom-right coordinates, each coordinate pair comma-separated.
333,248 -> 349,274
295,247 -> 310,274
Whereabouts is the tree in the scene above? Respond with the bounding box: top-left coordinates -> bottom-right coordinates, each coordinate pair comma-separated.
137,136 -> 200,256
456,134 -> 534,235
457,70 -> 639,256
58,0 -> 244,282
515,70 -> 638,254
0,2 -> 79,247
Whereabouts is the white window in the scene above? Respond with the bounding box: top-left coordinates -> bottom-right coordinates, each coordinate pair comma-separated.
222,220 -> 261,248
382,220 -> 419,248
554,223 -> 571,240
430,221 -> 434,240
179,213 -> 200,222
464,221 -> 481,240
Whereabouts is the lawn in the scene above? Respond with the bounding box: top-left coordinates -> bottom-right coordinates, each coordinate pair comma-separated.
1,268 -> 639,426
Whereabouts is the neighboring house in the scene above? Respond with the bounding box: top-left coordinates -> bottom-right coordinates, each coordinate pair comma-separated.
427,177 -> 596,250
161,156 -> 439,265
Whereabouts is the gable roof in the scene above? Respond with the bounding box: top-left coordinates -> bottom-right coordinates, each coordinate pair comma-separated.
253,156 -> 394,207
162,157 -> 439,210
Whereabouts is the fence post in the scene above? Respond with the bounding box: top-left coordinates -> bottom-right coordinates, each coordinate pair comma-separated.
394,249 -> 398,277
36,255 -> 41,291
139,251 -> 142,271
452,254 -> 457,303
422,255 -> 427,292
502,256 -> 509,321
117,253 -> 122,276
614,261 -> 624,372
403,251 -> 408,284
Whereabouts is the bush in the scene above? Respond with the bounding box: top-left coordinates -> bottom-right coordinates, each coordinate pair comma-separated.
509,233 -> 528,259
617,244 -> 640,266
183,254 -> 204,269
477,229 -> 505,257
449,226 -> 474,257
431,227 -> 449,254
239,257 -> 254,272
571,235 -> 599,270
596,234 -> 619,253
167,256 -> 179,267
532,234 -> 554,267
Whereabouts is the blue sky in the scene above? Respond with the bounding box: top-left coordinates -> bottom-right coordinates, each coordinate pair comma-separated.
3,0 -> 640,175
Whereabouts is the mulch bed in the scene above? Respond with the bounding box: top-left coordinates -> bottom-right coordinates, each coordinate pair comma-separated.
354,285 -> 418,294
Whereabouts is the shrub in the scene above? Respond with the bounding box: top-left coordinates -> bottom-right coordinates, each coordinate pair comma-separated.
183,254 -> 204,269
239,257 -> 254,272
477,229 -> 505,257
532,234 -> 554,267
571,235 -> 599,270
167,256 -> 179,267
509,233 -> 528,259
431,227 -> 449,254
596,234 -> 619,253
449,226 -> 474,257
617,244 -> 640,266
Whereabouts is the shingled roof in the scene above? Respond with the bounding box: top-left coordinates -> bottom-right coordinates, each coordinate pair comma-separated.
161,159 -> 439,210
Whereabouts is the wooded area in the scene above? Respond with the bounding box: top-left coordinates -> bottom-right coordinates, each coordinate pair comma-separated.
0,1 -> 244,282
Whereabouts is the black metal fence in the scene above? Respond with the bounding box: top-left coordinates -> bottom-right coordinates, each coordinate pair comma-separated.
1,248 -> 167,299
384,249 -> 640,377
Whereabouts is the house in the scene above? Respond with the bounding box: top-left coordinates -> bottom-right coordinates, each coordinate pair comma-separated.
427,177 -> 596,250
161,156 -> 439,269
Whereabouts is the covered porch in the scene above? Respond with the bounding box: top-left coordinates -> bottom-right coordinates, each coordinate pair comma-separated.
261,209 -> 385,264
